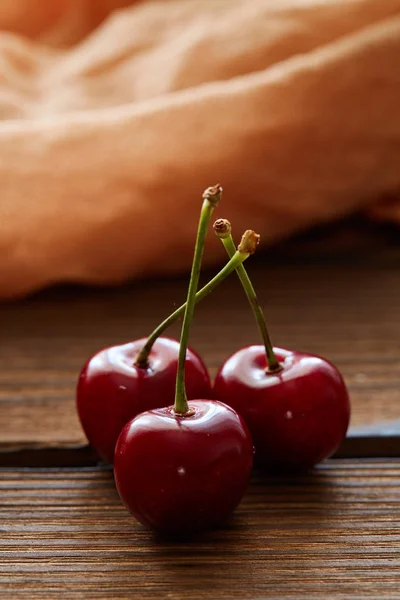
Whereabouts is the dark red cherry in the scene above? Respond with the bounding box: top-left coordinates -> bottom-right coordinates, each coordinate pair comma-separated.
114,399 -> 254,534
214,346 -> 350,472
76,337 -> 211,464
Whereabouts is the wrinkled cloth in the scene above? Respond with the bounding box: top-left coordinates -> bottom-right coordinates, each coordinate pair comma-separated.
0,0 -> 399,298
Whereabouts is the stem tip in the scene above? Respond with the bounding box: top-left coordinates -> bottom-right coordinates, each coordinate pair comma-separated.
214,218 -> 232,239
238,230 -> 260,255
202,184 -> 222,207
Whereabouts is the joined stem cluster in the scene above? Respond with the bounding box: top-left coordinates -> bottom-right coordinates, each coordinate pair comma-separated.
134,187 -> 280,416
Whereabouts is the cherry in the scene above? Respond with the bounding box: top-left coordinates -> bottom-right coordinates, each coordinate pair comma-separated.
213,219 -> 350,471
77,207 -> 256,465
113,186 -> 257,533
77,337 -> 211,464
114,400 -> 253,534
214,346 -> 350,471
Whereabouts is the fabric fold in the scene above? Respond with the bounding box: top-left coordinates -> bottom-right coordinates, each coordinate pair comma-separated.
0,0 -> 399,298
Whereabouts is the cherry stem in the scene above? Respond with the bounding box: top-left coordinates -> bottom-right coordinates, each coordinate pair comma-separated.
215,220 -> 282,374
135,248 -> 254,368
174,185 -> 222,415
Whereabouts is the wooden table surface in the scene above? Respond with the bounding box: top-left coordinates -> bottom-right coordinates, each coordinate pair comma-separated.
1,220 -> 400,598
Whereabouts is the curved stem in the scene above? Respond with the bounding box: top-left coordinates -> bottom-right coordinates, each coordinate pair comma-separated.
174,187 -> 221,414
135,250 -> 252,367
221,234 -> 282,373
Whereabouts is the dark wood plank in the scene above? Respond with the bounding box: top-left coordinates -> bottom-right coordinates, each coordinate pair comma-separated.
1,459 -> 399,599
1,221 -> 400,463
1,264 -> 400,459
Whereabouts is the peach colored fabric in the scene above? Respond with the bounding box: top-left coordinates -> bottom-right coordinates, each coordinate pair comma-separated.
0,0 -> 399,298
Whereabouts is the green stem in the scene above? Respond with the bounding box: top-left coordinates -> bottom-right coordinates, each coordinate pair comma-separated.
174,186 -> 221,414
220,233 -> 282,373
135,250 -> 252,368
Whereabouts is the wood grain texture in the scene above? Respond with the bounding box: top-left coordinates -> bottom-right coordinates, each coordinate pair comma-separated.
1,460 -> 399,599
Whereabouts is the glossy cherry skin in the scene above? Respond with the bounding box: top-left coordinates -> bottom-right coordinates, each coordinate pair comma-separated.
213,347 -> 350,472
76,337 -> 212,464
114,400 -> 254,534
